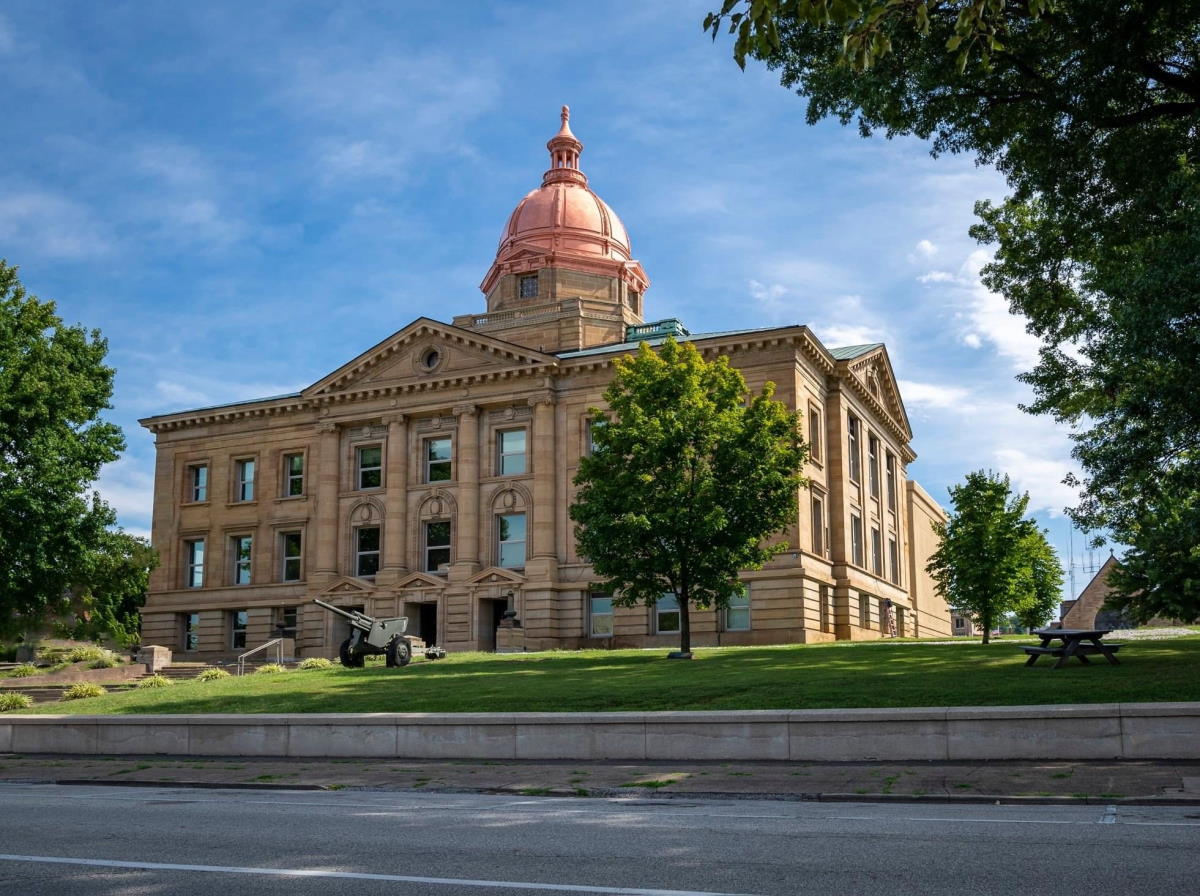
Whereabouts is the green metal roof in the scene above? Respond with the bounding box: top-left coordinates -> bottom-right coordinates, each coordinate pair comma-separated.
556,325 -> 790,360
827,343 -> 882,361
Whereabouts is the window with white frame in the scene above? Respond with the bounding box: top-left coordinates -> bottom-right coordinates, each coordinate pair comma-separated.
187,464 -> 208,502
274,606 -> 298,640
870,526 -> 882,576
280,531 -> 303,582
868,434 -> 881,499
655,594 -> 681,634
231,535 -> 252,585
589,593 -> 613,637
425,520 -> 451,572
426,437 -> 452,482
851,514 -> 864,566
355,526 -> 380,577
725,588 -> 751,631
885,450 -> 897,512
518,273 -> 538,298
185,539 -> 205,588
230,609 -> 248,649
284,453 -> 304,497
497,429 -> 527,476
357,445 -> 382,490
847,415 -> 861,482
497,513 -> 526,568
234,458 -> 255,502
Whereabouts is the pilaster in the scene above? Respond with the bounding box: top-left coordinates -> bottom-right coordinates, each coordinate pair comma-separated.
376,414 -> 409,585
450,404 -> 481,579
313,420 -> 340,583
529,391 -> 557,570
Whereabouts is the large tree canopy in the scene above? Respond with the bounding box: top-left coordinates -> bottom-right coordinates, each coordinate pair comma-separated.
0,261 -> 126,639
705,1 -> 1200,621
570,338 -> 808,656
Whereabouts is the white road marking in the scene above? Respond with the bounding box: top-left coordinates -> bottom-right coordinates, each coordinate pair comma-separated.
1101,806 -> 1118,824
0,854 -> 758,896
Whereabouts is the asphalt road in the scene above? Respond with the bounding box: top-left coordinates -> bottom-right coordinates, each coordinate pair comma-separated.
1,784 -> 1198,895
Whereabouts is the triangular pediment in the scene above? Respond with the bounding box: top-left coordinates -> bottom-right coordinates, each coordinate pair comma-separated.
303,318 -> 558,397
465,566 -> 526,586
842,346 -> 912,440
395,571 -> 447,591
319,577 -> 372,596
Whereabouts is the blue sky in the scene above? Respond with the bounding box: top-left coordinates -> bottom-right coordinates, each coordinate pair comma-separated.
0,1 -> 1107,598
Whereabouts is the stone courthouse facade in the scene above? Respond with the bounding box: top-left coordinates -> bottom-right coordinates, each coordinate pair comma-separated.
139,108 -> 953,660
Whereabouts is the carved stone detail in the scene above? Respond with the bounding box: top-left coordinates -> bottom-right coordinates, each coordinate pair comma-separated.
489,406 -> 532,422
416,415 -> 458,432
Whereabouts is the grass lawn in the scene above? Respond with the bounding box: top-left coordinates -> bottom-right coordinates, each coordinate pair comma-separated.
13,635 -> 1200,715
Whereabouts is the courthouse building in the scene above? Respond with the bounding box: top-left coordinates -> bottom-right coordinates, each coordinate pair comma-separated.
139,108 -> 953,659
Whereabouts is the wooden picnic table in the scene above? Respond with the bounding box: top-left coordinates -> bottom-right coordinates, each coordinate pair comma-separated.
1022,628 -> 1123,669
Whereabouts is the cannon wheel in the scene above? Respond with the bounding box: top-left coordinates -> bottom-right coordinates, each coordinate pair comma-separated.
339,638 -> 365,668
386,636 -> 412,668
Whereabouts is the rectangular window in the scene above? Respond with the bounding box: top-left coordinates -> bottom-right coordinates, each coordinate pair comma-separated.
885,451 -> 897,512
586,417 -> 607,455
185,539 -> 205,588
808,406 -> 821,461
357,445 -> 382,490
275,606 -> 298,640
355,526 -> 380,577
725,588 -> 751,631
497,429 -> 527,476
656,594 -> 681,634
230,609 -> 248,650
284,453 -> 304,497
235,459 -> 255,502
847,415 -> 861,483
231,535 -> 252,585
425,520 -> 451,572
888,536 -> 900,585
859,594 -> 871,629
870,527 -> 882,576
498,513 -> 526,568
519,273 -> 538,298
281,531 -> 303,582
426,437 -> 452,482
188,464 -> 208,502
811,495 -> 824,556
851,514 -> 864,566
181,612 -> 199,651
589,594 -> 613,637
868,434 -> 880,499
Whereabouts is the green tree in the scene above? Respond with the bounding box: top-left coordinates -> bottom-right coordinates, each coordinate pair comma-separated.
1011,529 -> 1063,632
704,2 -> 1200,621
927,471 -> 1037,644
570,338 -> 808,656
64,530 -> 158,646
0,261 -> 126,639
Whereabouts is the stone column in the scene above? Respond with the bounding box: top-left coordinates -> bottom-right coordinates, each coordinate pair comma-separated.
452,404 -> 480,575
377,414 -> 408,584
529,392 -> 557,561
313,420 -> 340,581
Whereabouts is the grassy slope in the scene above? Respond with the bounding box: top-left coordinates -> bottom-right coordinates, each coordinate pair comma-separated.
14,636 -> 1200,715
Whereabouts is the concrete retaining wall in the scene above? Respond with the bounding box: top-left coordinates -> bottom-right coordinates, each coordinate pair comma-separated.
2,704 -> 1197,761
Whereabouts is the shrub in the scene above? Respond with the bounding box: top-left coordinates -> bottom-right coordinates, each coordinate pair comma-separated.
61,683 -> 107,701
196,667 -> 231,682
0,693 -> 34,711
297,657 -> 334,671
9,664 -> 39,678
254,663 -> 286,674
67,646 -> 110,664
136,674 -> 172,689
37,647 -> 68,664
89,654 -> 120,669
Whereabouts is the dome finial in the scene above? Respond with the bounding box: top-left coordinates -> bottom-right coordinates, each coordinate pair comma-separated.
561,105 -> 570,125
544,104 -> 584,186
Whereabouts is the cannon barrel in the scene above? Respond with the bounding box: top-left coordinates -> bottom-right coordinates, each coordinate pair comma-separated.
313,598 -> 375,631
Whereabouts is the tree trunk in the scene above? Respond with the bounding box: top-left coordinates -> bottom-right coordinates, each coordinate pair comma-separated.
678,592 -> 691,655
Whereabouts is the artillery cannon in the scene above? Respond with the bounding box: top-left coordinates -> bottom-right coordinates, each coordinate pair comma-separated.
312,599 -> 446,668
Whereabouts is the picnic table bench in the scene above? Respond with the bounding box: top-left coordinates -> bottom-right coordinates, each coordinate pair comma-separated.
1022,628 -> 1123,669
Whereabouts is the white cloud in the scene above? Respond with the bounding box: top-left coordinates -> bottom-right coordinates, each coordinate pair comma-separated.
994,447 -> 1080,517
0,190 -> 111,259
818,323 -> 886,348
898,379 -> 973,410
918,270 -> 955,283
95,458 -> 155,525
963,332 -> 982,349
915,239 -> 937,257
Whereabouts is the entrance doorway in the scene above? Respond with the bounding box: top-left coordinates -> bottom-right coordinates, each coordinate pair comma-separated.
480,598 -> 509,652
419,603 -> 438,647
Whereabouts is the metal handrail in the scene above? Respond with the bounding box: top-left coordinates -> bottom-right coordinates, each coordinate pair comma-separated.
236,638 -> 283,676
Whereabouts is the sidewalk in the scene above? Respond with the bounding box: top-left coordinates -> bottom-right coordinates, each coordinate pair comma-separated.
2,754 -> 1198,804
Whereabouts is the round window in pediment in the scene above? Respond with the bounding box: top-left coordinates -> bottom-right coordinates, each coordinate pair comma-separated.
416,346 -> 443,374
